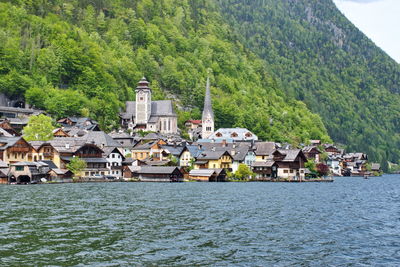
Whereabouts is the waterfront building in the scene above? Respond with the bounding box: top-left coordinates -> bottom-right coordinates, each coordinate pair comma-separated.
189,168 -> 226,182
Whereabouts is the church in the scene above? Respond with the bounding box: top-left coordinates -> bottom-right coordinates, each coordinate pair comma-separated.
120,78 -> 178,134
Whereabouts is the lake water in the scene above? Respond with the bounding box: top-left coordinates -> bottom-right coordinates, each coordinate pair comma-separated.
1,175 -> 400,266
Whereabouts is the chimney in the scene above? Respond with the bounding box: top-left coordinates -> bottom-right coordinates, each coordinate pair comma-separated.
211,147 -> 215,152
222,139 -> 227,147
65,143 -> 70,149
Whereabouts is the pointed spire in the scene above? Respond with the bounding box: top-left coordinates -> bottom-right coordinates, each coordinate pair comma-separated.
202,76 -> 214,120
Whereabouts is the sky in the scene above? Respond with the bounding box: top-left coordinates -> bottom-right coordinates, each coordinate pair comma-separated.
333,0 -> 400,63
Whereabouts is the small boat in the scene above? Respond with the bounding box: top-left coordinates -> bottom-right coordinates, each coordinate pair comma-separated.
364,175 -> 368,179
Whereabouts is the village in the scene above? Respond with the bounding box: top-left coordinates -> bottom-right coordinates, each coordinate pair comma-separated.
0,78 -> 382,184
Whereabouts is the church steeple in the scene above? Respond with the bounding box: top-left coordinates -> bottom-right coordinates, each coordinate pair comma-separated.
135,77 -> 152,125
201,77 -> 214,139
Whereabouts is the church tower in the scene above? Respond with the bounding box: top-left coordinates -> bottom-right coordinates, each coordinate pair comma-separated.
135,77 -> 152,125
202,77 -> 214,139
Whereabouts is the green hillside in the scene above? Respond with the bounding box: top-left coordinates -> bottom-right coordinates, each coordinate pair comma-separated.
0,0 -> 330,144
217,0 -> 400,169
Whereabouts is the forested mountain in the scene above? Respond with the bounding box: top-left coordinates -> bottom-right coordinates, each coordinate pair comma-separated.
0,0 -> 398,169
0,0 -> 330,143
217,0 -> 400,169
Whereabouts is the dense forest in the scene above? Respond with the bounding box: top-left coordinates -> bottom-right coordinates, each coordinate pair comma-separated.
217,0 -> 400,170
0,0 -> 399,169
0,0 -> 330,144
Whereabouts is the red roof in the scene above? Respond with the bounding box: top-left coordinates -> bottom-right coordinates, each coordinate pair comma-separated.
186,120 -> 202,124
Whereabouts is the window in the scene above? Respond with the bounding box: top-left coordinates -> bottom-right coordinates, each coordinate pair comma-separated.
213,164 -> 216,168
15,166 -> 24,171
290,170 -> 294,173
283,170 -> 288,174
112,154 -> 115,158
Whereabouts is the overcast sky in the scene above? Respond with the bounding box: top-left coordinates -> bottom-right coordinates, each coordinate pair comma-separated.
333,0 -> 400,63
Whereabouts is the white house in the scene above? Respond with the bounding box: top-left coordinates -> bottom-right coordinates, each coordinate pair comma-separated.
104,147 -> 124,178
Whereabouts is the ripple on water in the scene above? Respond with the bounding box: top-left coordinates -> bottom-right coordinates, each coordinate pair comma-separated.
1,176 -> 400,266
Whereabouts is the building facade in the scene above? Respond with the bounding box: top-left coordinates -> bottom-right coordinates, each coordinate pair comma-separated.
120,78 -> 178,134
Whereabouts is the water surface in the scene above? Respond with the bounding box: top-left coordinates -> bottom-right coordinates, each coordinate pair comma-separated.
1,175 -> 400,266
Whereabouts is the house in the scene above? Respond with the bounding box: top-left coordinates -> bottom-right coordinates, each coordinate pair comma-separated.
273,149 -> 307,180
109,132 -> 137,156
57,117 -> 100,131
179,145 -> 203,167
189,168 -> 226,182
9,161 -> 49,184
302,146 -> 321,163
252,161 -> 278,180
371,163 -> 381,174
29,141 -> 61,166
120,77 -> 178,134
52,128 -> 70,137
185,120 -> 202,129
231,145 -> 253,173
0,137 -> 35,164
48,168 -> 73,181
134,166 -> 183,182
327,155 -> 343,176
131,139 -> 167,161
254,142 -> 277,161
0,119 -> 19,136
194,150 -> 233,170
324,144 -> 341,156
104,147 -> 125,178
208,128 -> 258,142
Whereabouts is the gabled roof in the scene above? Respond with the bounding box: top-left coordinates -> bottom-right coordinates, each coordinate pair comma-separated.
252,161 -> 276,167
302,146 -> 321,153
0,136 -> 27,151
277,149 -> 306,162
255,142 -> 276,156
197,150 -> 232,160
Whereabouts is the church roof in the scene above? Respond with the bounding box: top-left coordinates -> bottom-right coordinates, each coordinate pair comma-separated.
202,77 -> 214,121
121,100 -> 177,119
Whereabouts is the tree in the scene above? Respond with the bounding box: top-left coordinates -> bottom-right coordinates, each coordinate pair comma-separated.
305,159 -> 316,173
234,164 -> 254,180
67,157 -> 87,177
23,114 -> 54,141
316,163 -> 330,177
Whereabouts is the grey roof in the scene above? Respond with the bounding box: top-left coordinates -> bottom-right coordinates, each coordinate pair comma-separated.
208,128 -> 258,141
109,132 -> 133,139
189,169 -> 215,177
278,149 -> 303,162
122,100 -> 176,119
28,141 -> 47,150
161,145 -> 184,157
371,163 -> 381,170
136,166 -> 179,174
232,146 -> 251,161
40,160 -> 58,169
0,127 -> 13,137
252,161 -> 276,167
143,160 -> 170,166
61,157 -> 107,163
302,146 -> 321,153
0,160 -> 8,168
202,77 -> 214,121
49,131 -> 121,151
0,136 -> 23,151
11,161 -> 38,166
255,142 -> 276,156
51,168 -> 70,175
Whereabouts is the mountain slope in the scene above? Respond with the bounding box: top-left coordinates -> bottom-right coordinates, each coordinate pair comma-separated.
0,0 -> 330,143
217,0 -> 400,169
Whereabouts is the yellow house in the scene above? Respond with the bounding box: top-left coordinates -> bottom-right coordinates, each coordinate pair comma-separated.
0,137 -> 35,164
194,150 -> 233,170
254,142 -> 276,162
131,140 -> 167,161
29,141 -> 62,168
